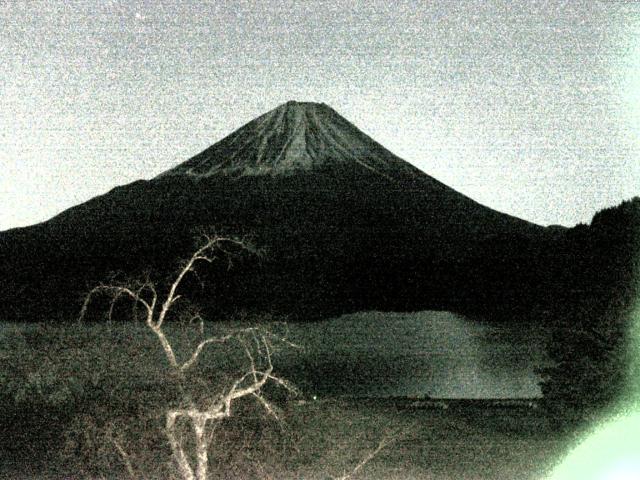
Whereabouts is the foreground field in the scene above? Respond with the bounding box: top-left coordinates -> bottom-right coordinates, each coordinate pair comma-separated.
0,398 -> 572,479
289,398 -> 570,480
0,322 -> 571,479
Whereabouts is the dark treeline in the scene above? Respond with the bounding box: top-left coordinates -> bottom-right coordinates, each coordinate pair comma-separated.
537,197 -> 640,424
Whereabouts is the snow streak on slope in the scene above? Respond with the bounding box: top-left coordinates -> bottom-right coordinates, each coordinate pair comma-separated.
159,101 -> 422,179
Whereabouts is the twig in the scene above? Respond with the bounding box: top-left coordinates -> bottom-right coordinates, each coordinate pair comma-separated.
332,433 -> 398,480
109,434 -> 138,480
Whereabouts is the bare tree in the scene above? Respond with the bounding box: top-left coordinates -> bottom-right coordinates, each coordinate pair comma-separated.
80,234 -> 297,480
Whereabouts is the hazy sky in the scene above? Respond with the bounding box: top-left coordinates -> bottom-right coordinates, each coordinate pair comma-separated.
1,0 -> 639,230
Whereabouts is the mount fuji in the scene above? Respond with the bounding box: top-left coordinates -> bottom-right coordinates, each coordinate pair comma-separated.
0,101 -> 558,321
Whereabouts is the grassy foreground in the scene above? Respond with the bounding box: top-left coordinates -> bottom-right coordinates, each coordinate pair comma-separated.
0,322 -> 571,479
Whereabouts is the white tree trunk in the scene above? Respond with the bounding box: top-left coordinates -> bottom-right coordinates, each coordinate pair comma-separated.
166,412 -> 196,480
193,415 -> 209,480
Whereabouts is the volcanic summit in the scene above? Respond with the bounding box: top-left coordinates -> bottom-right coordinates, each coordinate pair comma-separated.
160,101 -> 421,179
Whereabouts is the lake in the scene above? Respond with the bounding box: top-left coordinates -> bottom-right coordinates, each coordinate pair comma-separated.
279,310 -> 550,399
0,310 -> 550,399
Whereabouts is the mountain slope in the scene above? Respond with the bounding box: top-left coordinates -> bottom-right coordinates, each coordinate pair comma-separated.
0,101 -> 555,322
159,101 -> 422,178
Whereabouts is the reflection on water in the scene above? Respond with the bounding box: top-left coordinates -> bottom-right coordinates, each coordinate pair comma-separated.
0,311 -> 550,399
279,310 -> 549,399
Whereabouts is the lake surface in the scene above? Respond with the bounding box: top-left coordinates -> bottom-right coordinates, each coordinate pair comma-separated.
0,310 -> 550,399
280,311 -> 550,399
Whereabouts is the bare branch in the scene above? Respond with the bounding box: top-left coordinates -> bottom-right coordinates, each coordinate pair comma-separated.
192,255 -> 215,264
148,323 -> 180,369
332,433 -> 398,480
163,329 -> 293,480
179,334 -> 234,373
156,235 -> 246,328
265,330 -> 302,352
79,284 -> 152,323
180,327 -> 262,372
266,373 -> 300,396
222,345 -> 275,415
187,310 -> 205,335
224,371 -> 261,414
106,289 -> 124,323
110,436 -> 138,480
252,392 -> 279,420
79,233 -> 289,480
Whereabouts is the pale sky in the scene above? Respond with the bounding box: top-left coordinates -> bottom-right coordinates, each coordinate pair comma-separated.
1,0 -> 639,231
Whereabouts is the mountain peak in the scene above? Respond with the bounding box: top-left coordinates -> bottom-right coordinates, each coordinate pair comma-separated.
282,100 -> 326,108
158,101 -> 420,179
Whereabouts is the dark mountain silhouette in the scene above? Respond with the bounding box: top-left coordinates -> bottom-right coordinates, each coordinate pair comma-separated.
0,102 -> 635,325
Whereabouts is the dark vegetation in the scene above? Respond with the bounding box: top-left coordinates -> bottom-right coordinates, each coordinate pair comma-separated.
2,174 -> 635,335
538,198 -> 640,425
